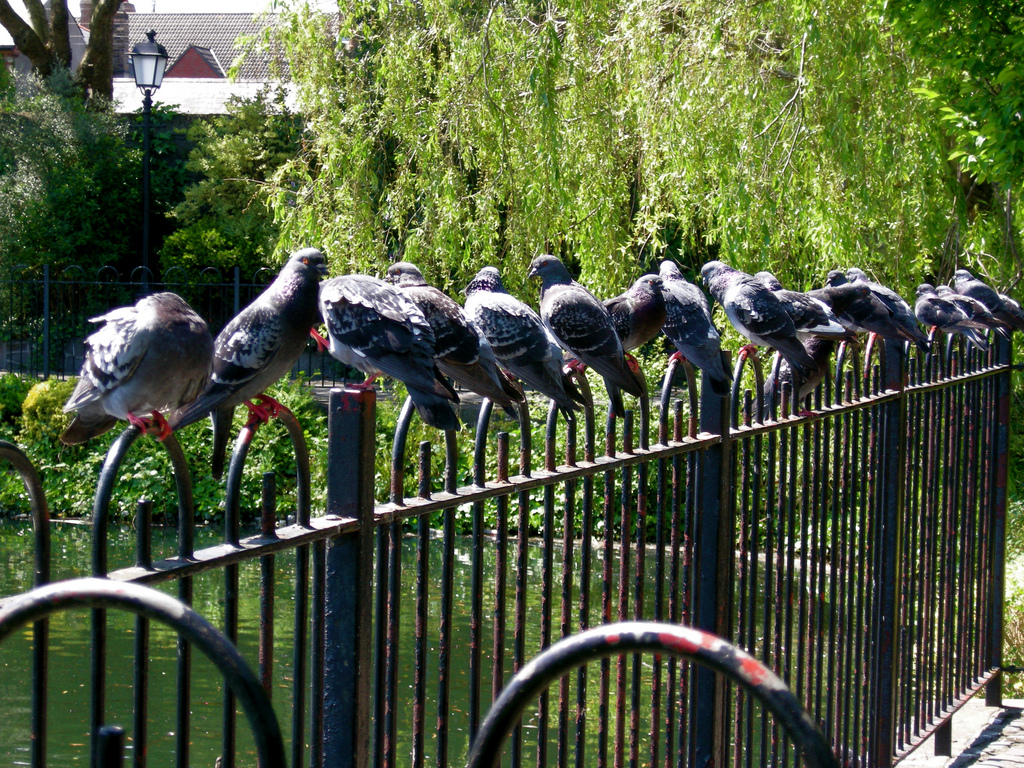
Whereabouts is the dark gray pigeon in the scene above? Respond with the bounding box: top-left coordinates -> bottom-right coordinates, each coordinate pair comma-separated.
954,269 -> 1024,332
754,271 -> 855,341
914,284 -> 988,352
700,260 -> 816,380
823,271 -> 919,344
845,267 -> 929,351
603,274 -> 667,353
529,254 -> 645,418
61,292 -> 214,445
764,337 -> 836,413
935,285 -> 1009,335
319,274 -> 460,431
385,261 -> 524,410
463,266 -> 587,416
170,248 -> 328,477
658,260 -> 731,396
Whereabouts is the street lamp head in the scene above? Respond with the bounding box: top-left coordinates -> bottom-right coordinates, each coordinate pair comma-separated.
130,30 -> 169,91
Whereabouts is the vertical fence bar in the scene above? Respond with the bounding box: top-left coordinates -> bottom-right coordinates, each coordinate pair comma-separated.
869,339 -> 906,768
323,388 -> 376,768
987,333 -> 1011,705
42,265 -> 50,379
694,369 -> 730,768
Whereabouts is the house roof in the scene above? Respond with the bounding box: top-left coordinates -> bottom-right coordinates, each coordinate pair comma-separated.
125,13 -> 284,81
112,77 -> 296,115
165,45 -> 225,78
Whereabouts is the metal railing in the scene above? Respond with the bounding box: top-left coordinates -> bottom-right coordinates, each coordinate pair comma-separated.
0,264 -> 345,384
0,329 -> 1011,768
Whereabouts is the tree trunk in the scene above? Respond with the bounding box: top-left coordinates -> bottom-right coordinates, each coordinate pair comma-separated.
77,0 -> 122,102
0,0 -> 61,75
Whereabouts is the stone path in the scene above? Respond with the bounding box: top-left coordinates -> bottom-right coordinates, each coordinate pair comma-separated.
901,699 -> 1024,768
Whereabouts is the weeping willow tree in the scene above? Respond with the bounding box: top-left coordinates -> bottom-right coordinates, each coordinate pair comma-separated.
262,0 -> 1013,299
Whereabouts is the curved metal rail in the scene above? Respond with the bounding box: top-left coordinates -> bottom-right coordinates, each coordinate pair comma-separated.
0,578 -> 287,768
467,621 -> 840,768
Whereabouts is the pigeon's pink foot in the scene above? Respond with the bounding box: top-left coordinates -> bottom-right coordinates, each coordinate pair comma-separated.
310,327 -> 330,353
625,353 -> 642,376
738,344 -> 760,362
564,358 -> 587,375
243,394 -> 289,428
351,374 -> 379,390
127,411 -> 173,440
796,408 -> 814,419
668,351 -> 689,364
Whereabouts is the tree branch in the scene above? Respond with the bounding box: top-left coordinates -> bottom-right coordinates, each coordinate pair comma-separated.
0,0 -> 50,70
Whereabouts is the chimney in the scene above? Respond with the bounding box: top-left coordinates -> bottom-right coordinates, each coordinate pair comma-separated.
112,6 -> 130,77
79,0 -> 91,27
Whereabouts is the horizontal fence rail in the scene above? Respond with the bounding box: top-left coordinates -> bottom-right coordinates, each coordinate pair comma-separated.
0,322 -> 1010,768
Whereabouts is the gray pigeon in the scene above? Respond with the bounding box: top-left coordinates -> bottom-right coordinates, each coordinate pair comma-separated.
385,261 -> 524,410
845,267 -> 930,351
764,337 -> 836,412
914,284 -> 989,352
319,274 -> 461,431
822,271 -> 919,344
170,248 -> 328,477
700,260 -> 816,380
61,292 -> 214,445
1000,293 -> 1024,329
529,254 -> 645,418
953,269 -> 1024,332
658,261 -> 731,396
463,266 -> 587,416
935,285 -> 1008,335
603,274 -> 667,353
754,271 -> 856,341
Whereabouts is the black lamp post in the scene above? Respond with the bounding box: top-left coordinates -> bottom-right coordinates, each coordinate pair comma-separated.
130,30 -> 168,283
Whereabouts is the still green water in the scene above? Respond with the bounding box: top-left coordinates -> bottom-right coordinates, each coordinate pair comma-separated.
0,520 -> 678,767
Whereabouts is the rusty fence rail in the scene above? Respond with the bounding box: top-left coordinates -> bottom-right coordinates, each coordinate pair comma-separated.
0,331 -> 1011,768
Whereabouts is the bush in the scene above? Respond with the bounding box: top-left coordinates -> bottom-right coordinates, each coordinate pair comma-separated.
0,375 -> 330,526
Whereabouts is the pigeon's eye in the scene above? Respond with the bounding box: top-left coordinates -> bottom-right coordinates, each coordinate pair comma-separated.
302,257 -> 310,265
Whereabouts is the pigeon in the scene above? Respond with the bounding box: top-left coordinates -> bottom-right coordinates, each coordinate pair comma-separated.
699,260 -> 816,380
170,248 -> 329,477
603,274 -> 667,353
529,254 -> 645,418
463,266 -> 587,416
61,292 -> 214,446
953,269 -> 1024,332
935,285 -> 1008,335
1000,293 -> 1024,329
822,271 -> 920,344
914,284 -> 989,352
319,274 -> 461,431
754,271 -> 856,341
658,260 -> 731,396
385,261 -> 524,410
845,267 -> 930,352
764,337 -> 836,412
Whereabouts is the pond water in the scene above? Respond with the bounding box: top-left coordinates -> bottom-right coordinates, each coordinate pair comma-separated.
0,520 -> 687,767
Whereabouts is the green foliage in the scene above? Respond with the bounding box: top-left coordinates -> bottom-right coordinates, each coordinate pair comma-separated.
160,87 -> 303,278
0,374 -> 33,427
0,69 -> 142,271
0,375 -> 330,524
265,0 -> 983,302
883,0 -> 1024,187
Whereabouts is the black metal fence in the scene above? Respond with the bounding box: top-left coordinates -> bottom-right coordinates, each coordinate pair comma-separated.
0,264 -> 346,384
0,321 -> 1011,768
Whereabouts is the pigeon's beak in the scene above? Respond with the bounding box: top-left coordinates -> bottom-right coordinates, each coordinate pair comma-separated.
315,263 -> 329,277
527,266 -> 539,279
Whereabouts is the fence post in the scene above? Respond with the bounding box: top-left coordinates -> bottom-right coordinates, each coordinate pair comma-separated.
42,264 -> 50,380
233,266 -> 240,317
694,358 -> 732,768
986,332 -> 1011,706
322,387 -> 376,768
869,339 -> 907,768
